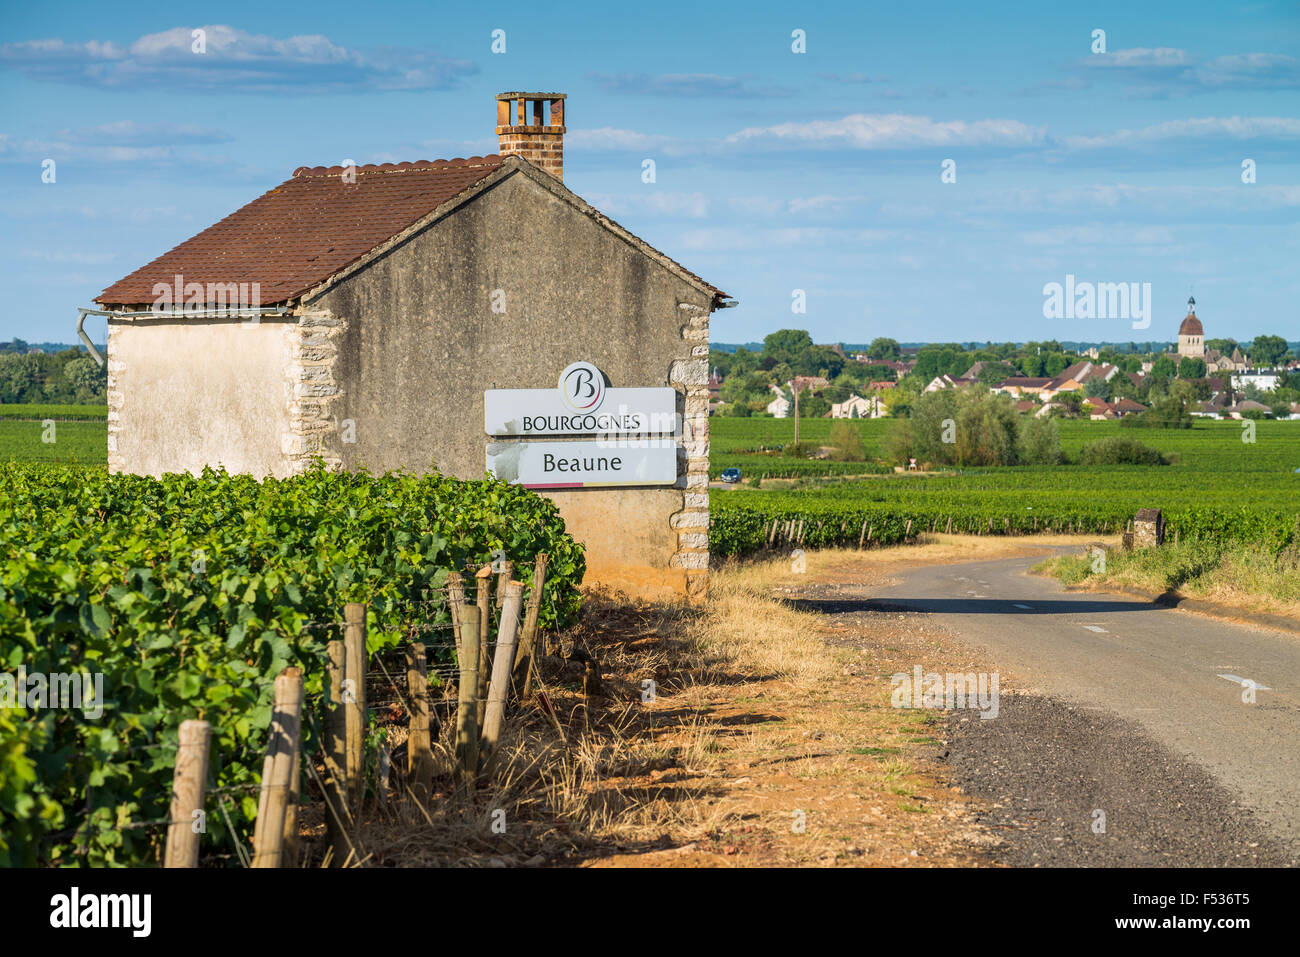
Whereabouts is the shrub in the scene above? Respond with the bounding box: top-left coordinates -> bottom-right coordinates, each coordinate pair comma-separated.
1121,396 -> 1193,429
1076,436 -> 1168,466
1019,415 -> 1061,465
827,421 -> 868,461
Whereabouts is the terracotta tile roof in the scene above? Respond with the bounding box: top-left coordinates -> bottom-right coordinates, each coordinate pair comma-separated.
98,154 -> 729,307
999,377 -> 1051,388
98,157 -> 506,305
1112,398 -> 1147,413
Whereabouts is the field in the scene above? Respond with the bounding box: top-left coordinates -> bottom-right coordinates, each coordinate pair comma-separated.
0,403 -> 106,420
2,412 -> 1296,563
0,405 -> 108,465
711,419 -> 1300,557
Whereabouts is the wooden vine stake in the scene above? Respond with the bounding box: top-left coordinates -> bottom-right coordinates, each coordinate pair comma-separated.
406,642 -> 433,809
446,571 -> 466,658
480,581 -> 525,778
475,565 -> 493,728
282,697 -> 303,866
323,637 -> 350,866
163,719 -> 210,868
252,668 -> 303,868
495,560 -> 515,608
344,602 -> 367,811
455,605 -> 481,796
376,735 -> 391,808
514,553 -> 549,698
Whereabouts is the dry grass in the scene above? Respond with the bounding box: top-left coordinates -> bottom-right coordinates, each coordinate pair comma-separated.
687,566 -> 837,688
329,539 -> 1020,867
349,579 -> 823,866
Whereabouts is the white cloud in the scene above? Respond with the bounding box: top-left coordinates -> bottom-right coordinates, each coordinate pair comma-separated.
1064,116 -> 1300,149
1075,48 -> 1298,94
725,113 -> 1047,150
585,191 -> 712,219
677,227 -> 900,252
1084,47 -> 1193,69
586,72 -> 796,98
973,183 -> 1300,213
0,25 -> 477,92
1190,53 -> 1299,89
566,127 -> 688,154
1020,225 -> 1176,246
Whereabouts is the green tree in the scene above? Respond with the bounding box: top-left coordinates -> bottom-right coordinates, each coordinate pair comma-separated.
868,337 -> 901,361
977,361 -> 1014,385
1250,334 -> 1288,369
1019,354 -> 1045,377
798,391 -> 830,418
1084,377 -> 1112,400
763,329 -> 814,365
884,389 -> 1023,467
1177,356 -> 1206,379
719,371 -> 771,411
1121,394 -> 1193,429
0,353 -> 40,402
1150,355 -> 1176,378
1053,392 -> 1085,418
802,344 -> 845,380
63,356 -> 106,400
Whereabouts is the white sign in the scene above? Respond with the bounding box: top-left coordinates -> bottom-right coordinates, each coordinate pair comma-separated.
484,361 -> 676,436
485,389 -> 677,436
486,440 -> 677,488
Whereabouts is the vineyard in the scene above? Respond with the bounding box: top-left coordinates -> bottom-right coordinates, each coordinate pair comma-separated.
0,462 -> 584,866
711,420 -> 1300,557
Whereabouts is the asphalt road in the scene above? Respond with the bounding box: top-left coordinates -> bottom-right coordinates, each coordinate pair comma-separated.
807,552 -> 1300,864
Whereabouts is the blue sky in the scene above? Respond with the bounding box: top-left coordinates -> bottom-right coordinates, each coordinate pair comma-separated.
1,0 -> 1297,347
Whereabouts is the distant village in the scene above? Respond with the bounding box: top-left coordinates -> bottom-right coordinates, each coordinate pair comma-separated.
710,298 -> 1300,422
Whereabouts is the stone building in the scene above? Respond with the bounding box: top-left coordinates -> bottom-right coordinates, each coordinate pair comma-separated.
87,92 -> 732,601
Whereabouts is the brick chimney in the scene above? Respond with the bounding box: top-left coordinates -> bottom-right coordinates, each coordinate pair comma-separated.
496,92 -> 565,180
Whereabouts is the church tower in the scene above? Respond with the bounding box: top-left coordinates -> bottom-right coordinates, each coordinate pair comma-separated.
1177,295 -> 1204,359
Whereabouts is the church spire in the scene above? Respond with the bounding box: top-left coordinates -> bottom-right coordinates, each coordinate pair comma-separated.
1187,294 -> 1196,315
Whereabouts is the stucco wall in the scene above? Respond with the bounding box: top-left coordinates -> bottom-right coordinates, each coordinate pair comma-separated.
107,317 -> 296,478
309,168 -> 712,598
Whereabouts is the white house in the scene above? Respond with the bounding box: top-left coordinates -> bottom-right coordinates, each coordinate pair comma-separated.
1233,373 -> 1279,391
831,393 -> 883,419
766,384 -> 791,418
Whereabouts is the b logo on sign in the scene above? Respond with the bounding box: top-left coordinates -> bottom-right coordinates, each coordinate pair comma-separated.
559,361 -> 606,413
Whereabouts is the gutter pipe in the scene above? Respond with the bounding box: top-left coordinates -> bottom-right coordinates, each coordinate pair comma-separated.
75,305 -> 291,367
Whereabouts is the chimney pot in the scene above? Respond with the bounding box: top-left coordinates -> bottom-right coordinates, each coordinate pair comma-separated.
496,92 -> 566,181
